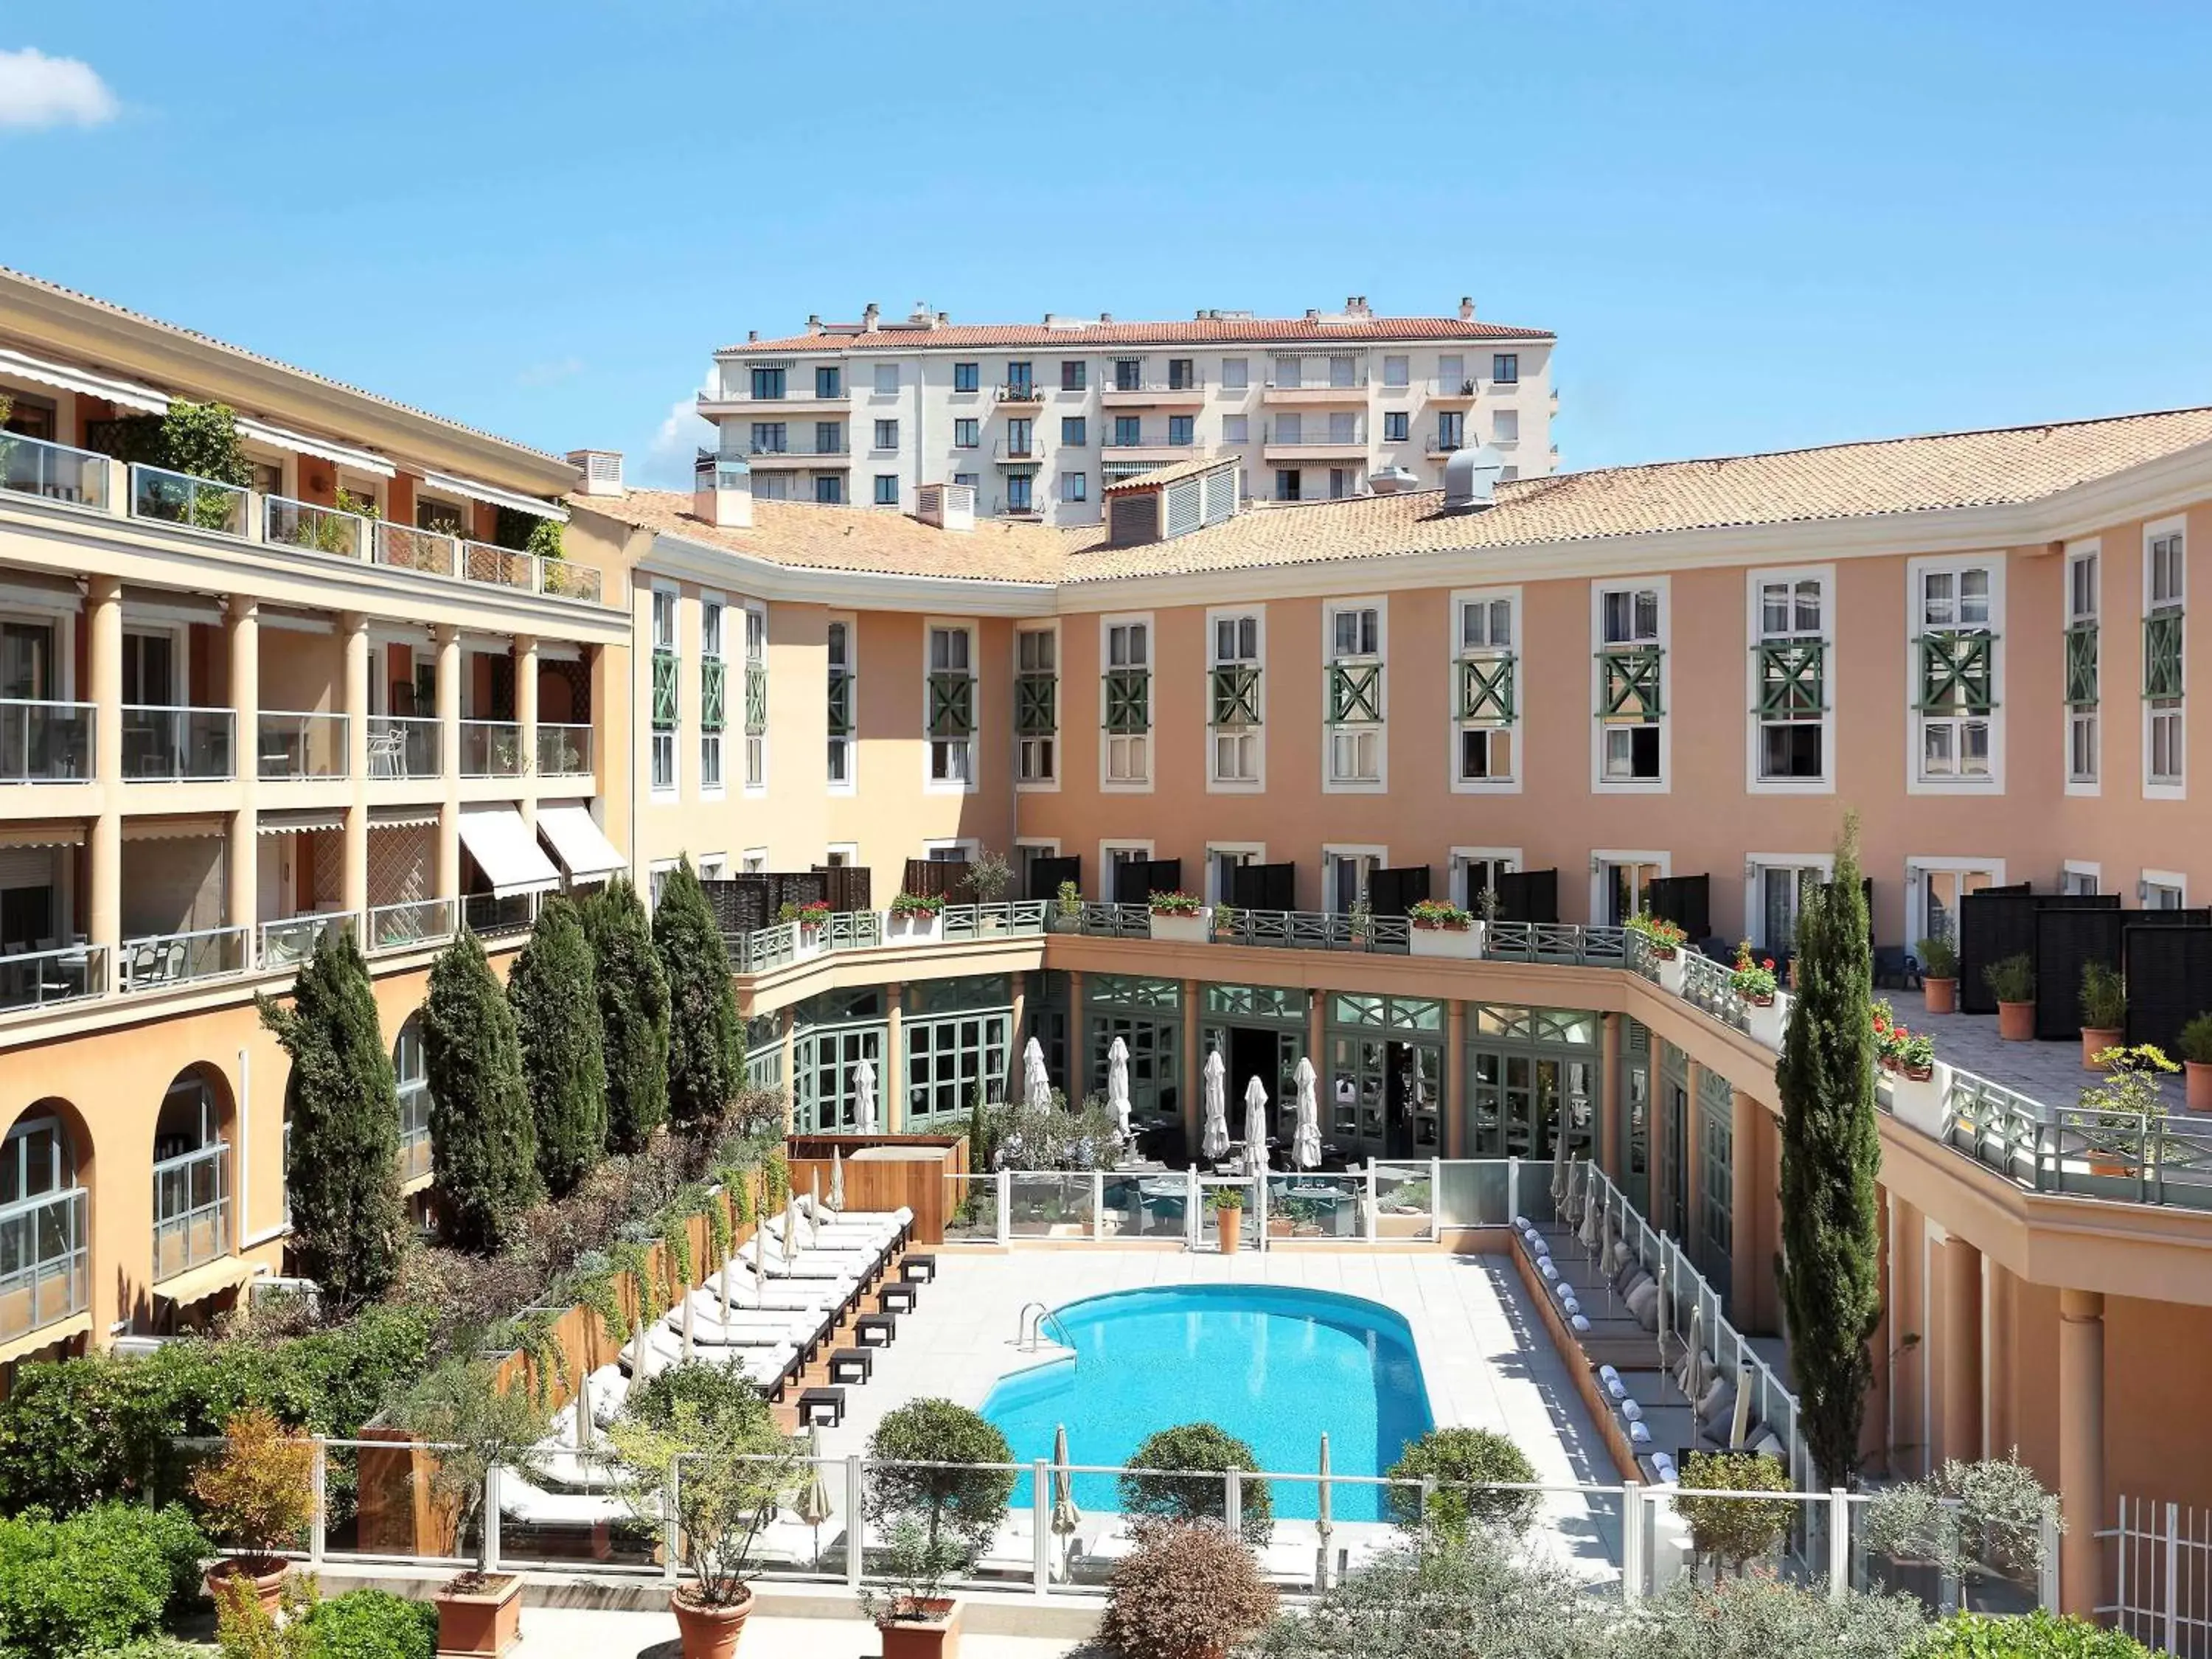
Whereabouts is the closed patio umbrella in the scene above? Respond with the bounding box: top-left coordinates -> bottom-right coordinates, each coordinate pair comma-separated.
1051,1422 -> 1081,1579
1315,1431 -> 1334,1586
681,1286 -> 696,1360
571,1366 -> 592,1449
853,1058 -> 878,1135
1292,1057 -> 1321,1170
1024,1036 -> 1051,1109
830,1147 -> 846,1214
795,1425 -> 834,1571
1242,1077 -> 1270,1175
1107,1036 -> 1132,1143
1201,1048 -> 1230,1161
1548,1106 -> 1571,1214
783,1187 -> 803,1278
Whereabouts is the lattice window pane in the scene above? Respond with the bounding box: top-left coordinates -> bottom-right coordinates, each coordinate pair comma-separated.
1457,654 -> 1515,723
827,669 -> 853,737
2144,609 -> 2185,701
1015,672 -> 1057,735
1754,640 -> 1824,719
1916,630 -> 1994,713
2065,622 -> 2099,710
1599,644 -> 1663,720
1328,662 -> 1382,723
651,650 -> 679,729
699,658 -> 726,733
1105,668 -> 1150,734
744,664 -> 768,735
1210,664 -> 1261,727
928,672 -> 975,738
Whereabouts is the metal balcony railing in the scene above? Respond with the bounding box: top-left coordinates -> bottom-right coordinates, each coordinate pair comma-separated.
367,897 -> 457,956
740,436 -> 850,457
1102,431 -> 1198,450
0,944 -> 105,1010
366,715 -> 439,780
0,431 -> 110,509
120,925 -> 249,991
372,520 -> 459,577
131,463 -> 247,537
257,911 -> 356,970
256,711 -> 347,780
536,723 -> 593,778
459,720 -> 524,778
265,493 -> 368,558
151,1144 -> 229,1281
120,706 -> 234,781
0,698 -> 93,782
464,891 -> 539,937
462,540 -> 534,592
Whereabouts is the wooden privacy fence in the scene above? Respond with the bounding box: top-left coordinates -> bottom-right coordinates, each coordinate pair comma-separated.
786,1133 -> 969,1245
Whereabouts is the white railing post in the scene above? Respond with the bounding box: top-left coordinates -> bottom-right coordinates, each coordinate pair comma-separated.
846,1455 -> 866,1589
1620,1482 -> 1644,1603
996,1166 -> 1012,1247
480,1461 -> 499,1571
1092,1169 -> 1105,1242
1430,1155 -> 1442,1239
1225,1469 -> 1242,1537
2166,1500 -> 2181,1654
1364,1163 -> 1378,1243
1186,1164 -> 1200,1250
1507,1154 -> 1520,1220
1033,1458 -> 1051,1596
310,1440 -> 327,1567
1255,1169 -> 1268,1253
1828,1488 -> 1851,1599
663,1457 -> 680,1582
2039,1497 -> 2062,1613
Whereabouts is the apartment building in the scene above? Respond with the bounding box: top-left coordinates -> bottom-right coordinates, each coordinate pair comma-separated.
0,268 -> 629,1357
696,297 -> 1557,526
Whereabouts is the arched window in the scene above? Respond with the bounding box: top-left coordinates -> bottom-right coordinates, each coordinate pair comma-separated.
394,1015 -> 431,1183
2,1105 -> 87,1340
152,1067 -> 229,1280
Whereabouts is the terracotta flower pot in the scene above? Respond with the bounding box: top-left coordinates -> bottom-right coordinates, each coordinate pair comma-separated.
879,1596 -> 963,1659
436,1573 -> 524,1658
2185,1060 -> 2212,1113
1923,977 -> 1958,1015
1996,1001 -> 2034,1041
1214,1206 -> 1242,1254
672,1585 -> 754,1659
205,1558 -> 290,1619
2081,1027 -> 2124,1070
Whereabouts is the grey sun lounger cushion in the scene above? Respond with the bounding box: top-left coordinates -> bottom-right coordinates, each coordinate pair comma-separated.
1625,1279 -> 1661,1330
1697,1379 -> 1737,1440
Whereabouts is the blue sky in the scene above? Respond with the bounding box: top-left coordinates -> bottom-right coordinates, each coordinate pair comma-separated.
5,1 -> 2210,486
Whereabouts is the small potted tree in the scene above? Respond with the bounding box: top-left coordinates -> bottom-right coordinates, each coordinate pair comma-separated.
1049,878 -> 1083,933
889,891 -> 945,942
1206,1185 -> 1245,1254
1983,954 -> 2035,1042
1382,1426 -> 1539,1542
2079,963 -> 2126,1071
1147,889 -> 1210,945
965,849 -> 1013,933
2183,1013 -> 2212,1113
862,1399 -> 1016,1658
1673,1450 -> 1796,1582
863,1520 -> 968,1658
1408,897 -> 1481,960
1099,1520 -> 1276,1659
1627,911 -> 1690,993
189,1407 -> 318,1615
1917,933 -> 1961,1015
2079,1043 -> 2177,1178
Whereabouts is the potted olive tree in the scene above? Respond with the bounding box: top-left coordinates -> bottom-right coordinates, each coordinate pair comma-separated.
861,1400 -> 1017,1659
1206,1185 -> 1245,1254
605,1363 -> 804,1659
2078,963 -> 2126,1070
966,849 -> 1013,933
1916,933 -> 1961,1015
189,1407 -> 318,1615
1983,955 -> 2035,1042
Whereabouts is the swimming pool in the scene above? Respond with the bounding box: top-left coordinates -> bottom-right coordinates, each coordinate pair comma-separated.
980,1284 -> 1433,1520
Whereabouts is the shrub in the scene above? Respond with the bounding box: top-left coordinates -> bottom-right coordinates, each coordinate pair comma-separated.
1121,1422 -> 1272,1545
1865,1453 -> 2056,1603
605,1380 -> 801,1608
393,1360 -> 549,1546
1101,1520 -> 1276,1659
1907,1608 -> 2155,1657
422,930 -> 542,1251
1917,933 -> 1961,979
2183,1011 -> 2212,1065
0,1501 -> 211,1657
508,895 -> 609,1196
1617,1573 -> 1927,1659
1409,898 -> 1475,929
2079,962 -> 2126,1030
1673,1450 -> 1795,1575
212,1569 -> 319,1659
305,1587 -> 439,1659
1983,953 -> 2034,1004
1383,1426 -> 1538,1538
580,878 -> 672,1155
979,1089 -> 1120,1169
654,858 -> 745,1128
863,1399 -> 1016,1562
189,1408 -> 318,1565
625,1360 -> 775,1437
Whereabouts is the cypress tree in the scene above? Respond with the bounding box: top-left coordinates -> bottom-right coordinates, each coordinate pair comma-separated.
257,931 -> 407,1305
580,877 -> 671,1154
1775,814 -> 1885,1486
422,930 -> 542,1251
508,896 -> 608,1195
653,857 -> 745,1129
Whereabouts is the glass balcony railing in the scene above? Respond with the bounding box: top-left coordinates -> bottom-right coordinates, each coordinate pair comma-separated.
397,1085 -> 431,1184
120,706 -> 234,781
366,715 -> 439,780
371,520 -> 459,577
257,911 -> 355,970
0,944 -> 105,1011
0,1187 -> 88,1343
256,711 -> 347,780
535,559 -> 602,602
151,1144 -> 229,1282
0,431 -> 110,509
459,720 -> 523,778
120,925 -> 248,992
464,891 -> 538,937
265,494 -> 368,558
366,897 -> 456,956
536,723 -> 592,778
462,540 -> 534,592
0,698 -> 94,782
130,463 -> 247,537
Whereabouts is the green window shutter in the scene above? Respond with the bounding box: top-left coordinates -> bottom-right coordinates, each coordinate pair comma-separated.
744,664 -> 768,734
2145,609 -> 2185,701
1210,664 -> 1261,726
928,672 -> 975,738
651,650 -> 679,729
2065,622 -> 2099,710
1015,672 -> 1057,735
1916,630 -> 1994,713
827,669 -> 854,737
1328,662 -> 1382,723
1104,668 -> 1150,734
1754,640 -> 1824,719
1457,654 -> 1515,723
1598,644 -> 1663,720
699,658 -> 726,732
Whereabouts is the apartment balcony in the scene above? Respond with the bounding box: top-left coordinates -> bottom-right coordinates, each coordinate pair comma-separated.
1262,424 -> 1367,462
740,439 -> 850,468
0,435 -> 616,607
1101,431 -> 1199,461
1100,377 -> 1206,409
1427,380 -> 1479,407
257,911 -> 355,972
120,925 -> 249,992
366,715 -> 439,781
1425,431 -> 1469,456
366,897 -> 457,956
995,383 -> 1046,406
0,1186 -> 87,1346
459,720 -> 524,779
121,706 -> 234,782
696,387 -> 849,417
0,944 -> 105,1012
0,699 -> 94,782
994,437 -> 1048,464
150,1141 -> 229,1283
465,890 -> 540,939
1262,377 -> 1368,407
256,712 -> 347,781
990,497 -> 1044,521
537,723 -> 594,779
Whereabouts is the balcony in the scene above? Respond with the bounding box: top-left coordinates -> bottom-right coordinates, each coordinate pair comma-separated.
0,1187 -> 88,1345
1425,430 -> 1468,456
996,383 -> 1046,406
1,431 -> 110,509
461,539 -> 533,592
1262,376 -> 1368,406
151,1142 -> 229,1283
738,437 -> 849,467
465,891 -> 539,938
1428,380 -> 1479,406
133,464 -> 247,537
537,723 -> 594,779
366,715 -> 439,780
991,496 -> 1043,521
257,911 -> 355,971
0,698 -> 93,782
0,943 -> 105,1012
366,897 -> 456,956
994,436 -> 1048,463
1262,422 -> 1367,462
696,386 -> 849,417
120,925 -> 249,991
459,720 -> 524,779
1100,377 -> 1206,409
121,706 -> 234,782
257,712 -> 347,781
1102,430 -> 1198,460
372,520 -> 459,577
265,494 -> 368,560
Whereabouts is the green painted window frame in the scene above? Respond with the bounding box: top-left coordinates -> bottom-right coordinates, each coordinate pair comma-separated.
928,671 -> 975,739
1211,664 -> 1261,727
650,649 -> 679,730
1598,644 -> 1664,721
1015,672 -> 1057,736
827,668 -> 854,737
1916,629 -> 1995,713
743,664 -> 768,736
1754,639 -> 1824,719
1457,654 -> 1515,724
2144,608 -> 2185,701
2065,622 -> 2099,710
1104,667 -> 1150,734
1328,661 -> 1382,723
699,657 -> 726,733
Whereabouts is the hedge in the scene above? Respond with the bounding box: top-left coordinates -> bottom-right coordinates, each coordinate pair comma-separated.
0,1501 -> 208,1657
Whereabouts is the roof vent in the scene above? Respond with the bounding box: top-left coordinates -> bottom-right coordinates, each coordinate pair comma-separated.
861,302 -> 880,332
910,300 -> 931,323
1368,465 -> 1420,495
806,314 -> 823,334
917,481 -> 975,534
1441,444 -> 1506,512
1458,296 -> 1476,321
566,449 -> 624,496
694,450 -> 752,529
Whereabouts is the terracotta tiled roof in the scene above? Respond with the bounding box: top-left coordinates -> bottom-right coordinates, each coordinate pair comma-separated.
1100,453 -> 1237,494
723,315 -> 1553,355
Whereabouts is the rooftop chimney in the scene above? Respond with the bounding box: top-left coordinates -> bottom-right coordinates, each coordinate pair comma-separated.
1043,313 -> 1059,326
566,449 -> 624,497
936,311 -> 949,327
861,302 -> 880,333
1099,313 -> 1112,324
806,313 -> 823,335
694,451 -> 753,529
747,330 -> 759,344
910,300 -> 931,323
1459,296 -> 1475,321
1441,444 -> 1506,513
1304,308 -> 1320,321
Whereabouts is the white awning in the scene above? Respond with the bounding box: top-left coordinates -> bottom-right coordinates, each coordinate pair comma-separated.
537,804 -> 625,883
418,468 -> 568,525
0,821 -> 85,851
257,809 -> 345,837
0,347 -> 170,414
457,805 -> 560,897
234,416 -> 397,479
368,805 -> 439,830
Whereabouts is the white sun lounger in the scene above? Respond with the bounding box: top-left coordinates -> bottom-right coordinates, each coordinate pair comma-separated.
740,1238 -> 877,1278
702,1267 -> 858,1311
803,1193 -> 914,1228
623,1324 -> 799,1387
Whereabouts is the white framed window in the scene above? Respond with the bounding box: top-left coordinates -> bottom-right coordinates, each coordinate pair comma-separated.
1015,623 -> 1058,790
824,842 -> 858,869
2141,869 -> 2187,909
649,585 -> 678,796
1591,851 -> 1670,928
742,603 -> 768,793
826,616 -> 855,793
1747,566 -> 1834,793
1743,855 -> 1834,956
1206,843 -> 1267,905
699,595 -> 726,796
925,621 -> 977,791
1449,846 -> 1520,915
647,857 -> 681,908
1451,586 -> 1520,792
2144,518 -> 2185,799
2065,542 -> 2100,793
741,847 -> 768,874
1220,357 -> 1248,391
1908,557 -> 2003,793
1593,579 -> 1668,790
1907,858 -> 2003,953
872,363 -> 899,394
1101,614 -> 1152,791
1324,598 -> 1385,792
1222,414 -> 1249,445
1322,846 -> 1386,915
1207,606 -> 1265,792
2060,860 -> 2101,897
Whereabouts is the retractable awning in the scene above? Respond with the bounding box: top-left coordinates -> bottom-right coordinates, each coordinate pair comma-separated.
234,417 -> 397,479
368,805 -> 439,830
256,808 -> 346,837
536,803 -> 625,883
418,469 -> 568,524
0,821 -> 86,850
0,347 -> 170,414
457,805 -> 559,897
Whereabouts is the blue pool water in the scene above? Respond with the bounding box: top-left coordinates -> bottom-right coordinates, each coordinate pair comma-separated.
980,1284 -> 1433,1520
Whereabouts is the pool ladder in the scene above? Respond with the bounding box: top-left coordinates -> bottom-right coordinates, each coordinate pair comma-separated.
1016,1301 -> 1074,1358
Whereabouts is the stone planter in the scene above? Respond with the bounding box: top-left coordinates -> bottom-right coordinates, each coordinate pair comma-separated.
205,1559 -> 290,1620
2081,1027 -> 2124,1070
889,911 -> 942,942
1150,908 -> 1211,945
1214,1206 -> 1243,1254
1654,950 -> 1687,995
1747,992 -> 1790,1049
1996,1000 -> 2035,1041
671,1585 -> 754,1659
1409,922 -> 1483,959
878,1597 -> 962,1659
435,1572 -> 524,1658
1886,1062 -> 1950,1138
2189,1061 -> 2212,1114
1923,977 -> 1958,1016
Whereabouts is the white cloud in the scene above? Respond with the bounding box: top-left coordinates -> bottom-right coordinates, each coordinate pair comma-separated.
641,384 -> 714,484
0,48 -> 119,131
